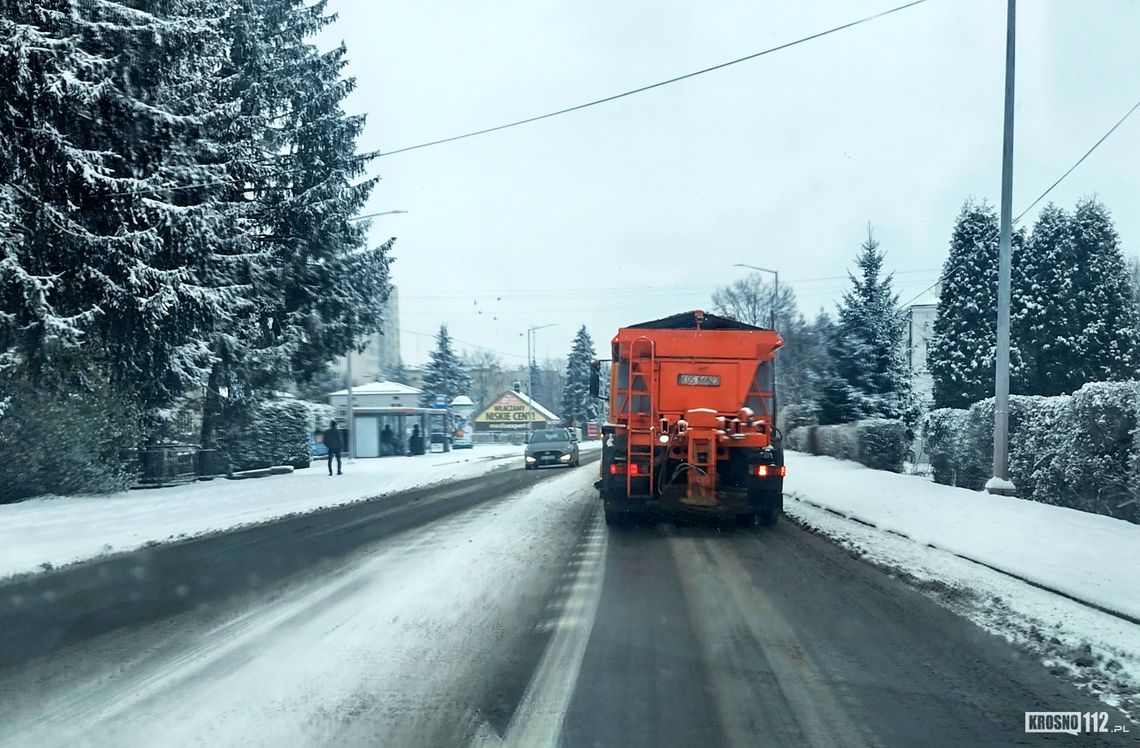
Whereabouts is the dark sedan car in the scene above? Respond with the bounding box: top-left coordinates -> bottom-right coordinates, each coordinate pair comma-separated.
524,428 -> 580,469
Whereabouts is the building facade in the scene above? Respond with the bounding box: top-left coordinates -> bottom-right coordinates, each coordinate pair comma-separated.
906,290 -> 939,406
473,389 -> 560,433
329,285 -> 402,387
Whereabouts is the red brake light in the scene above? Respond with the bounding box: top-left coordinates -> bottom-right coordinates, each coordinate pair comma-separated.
629,463 -> 640,475
609,463 -> 621,475
755,465 -> 769,477
778,465 -> 787,477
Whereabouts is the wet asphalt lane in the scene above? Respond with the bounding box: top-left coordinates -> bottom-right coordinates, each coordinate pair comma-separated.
561,516 -> 1120,748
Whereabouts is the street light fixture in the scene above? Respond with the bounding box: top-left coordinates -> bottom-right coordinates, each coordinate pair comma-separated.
347,209 -> 408,223
522,324 -> 556,432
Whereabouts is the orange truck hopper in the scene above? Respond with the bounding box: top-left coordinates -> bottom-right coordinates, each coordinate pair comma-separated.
593,310 -> 786,527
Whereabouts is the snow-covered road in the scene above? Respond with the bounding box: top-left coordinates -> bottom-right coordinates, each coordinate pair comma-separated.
2,459 -> 1131,747
0,443 -> 599,581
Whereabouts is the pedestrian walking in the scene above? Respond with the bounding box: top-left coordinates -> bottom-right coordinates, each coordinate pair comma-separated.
323,419 -> 344,475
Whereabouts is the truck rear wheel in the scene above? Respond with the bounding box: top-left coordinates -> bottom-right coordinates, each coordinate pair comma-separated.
758,504 -> 780,527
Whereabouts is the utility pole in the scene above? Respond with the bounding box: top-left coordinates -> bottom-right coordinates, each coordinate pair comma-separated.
989,0 -> 1017,495
524,324 -> 555,432
346,349 -> 354,461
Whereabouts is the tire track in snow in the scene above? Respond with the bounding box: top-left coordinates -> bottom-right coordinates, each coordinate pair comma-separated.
473,505 -> 607,748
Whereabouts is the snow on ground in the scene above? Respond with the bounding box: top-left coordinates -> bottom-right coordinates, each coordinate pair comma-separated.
783,452 -> 1140,622
0,467 -> 602,748
0,442 -> 601,581
783,452 -> 1140,721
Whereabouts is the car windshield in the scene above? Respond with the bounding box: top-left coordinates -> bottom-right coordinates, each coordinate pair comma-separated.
530,431 -> 568,443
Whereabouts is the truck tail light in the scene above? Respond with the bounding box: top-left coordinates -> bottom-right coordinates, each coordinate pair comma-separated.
629,463 -> 640,475
755,465 -> 769,477
609,463 -> 624,475
779,465 -> 787,477
754,465 -> 786,478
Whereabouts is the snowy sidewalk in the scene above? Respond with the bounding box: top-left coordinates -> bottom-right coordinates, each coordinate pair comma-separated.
0,443 -> 599,581
783,452 -> 1140,622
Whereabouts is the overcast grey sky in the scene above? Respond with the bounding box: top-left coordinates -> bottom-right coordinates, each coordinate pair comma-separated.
318,0 -> 1139,367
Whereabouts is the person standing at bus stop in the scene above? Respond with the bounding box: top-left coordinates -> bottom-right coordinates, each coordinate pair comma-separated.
323,419 -> 344,476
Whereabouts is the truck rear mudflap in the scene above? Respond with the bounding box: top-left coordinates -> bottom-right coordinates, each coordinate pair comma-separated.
600,483 -> 782,523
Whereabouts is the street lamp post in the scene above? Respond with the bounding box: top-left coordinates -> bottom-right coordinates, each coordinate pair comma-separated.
344,209 -> 407,460
523,324 -> 555,432
733,263 -> 780,420
346,349 -> 354,461
989,0 -> 1017,496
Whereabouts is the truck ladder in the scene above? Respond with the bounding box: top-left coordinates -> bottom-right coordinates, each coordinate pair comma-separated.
621,337 -> 656,498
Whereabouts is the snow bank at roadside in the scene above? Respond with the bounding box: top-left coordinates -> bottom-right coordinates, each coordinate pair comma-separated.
785,499 -> 1140,722
783,452 -> 1140,622
0,442 -> 600,581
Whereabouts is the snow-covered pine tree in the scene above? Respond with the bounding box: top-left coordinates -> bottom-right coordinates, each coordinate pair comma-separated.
201,0 -> 394,447
830,227 -> 913,420
420,325 -> 471,407
803,310 -> 851,425
560,326 -> 599,427
1068,198 -> 1139,383
529,359 -> 543,404
0,1 -> 229,420
1013,203 -> 1077,395
928,201 -> 1028,409
229,0 -> 392,386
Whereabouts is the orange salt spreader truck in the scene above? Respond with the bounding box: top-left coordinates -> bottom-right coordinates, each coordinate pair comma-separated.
589,310 -> 785,527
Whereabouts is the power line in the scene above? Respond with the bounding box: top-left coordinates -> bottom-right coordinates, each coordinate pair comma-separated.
398,327 -> 526,359
1014,97 -> 1140,223
377,0 -> 933,157
897,98 -> 1140,314
397,268 -> 942,301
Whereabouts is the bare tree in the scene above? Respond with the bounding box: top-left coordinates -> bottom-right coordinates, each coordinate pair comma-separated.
711,272 -> 797,328
464,349 -> 502,412
711,274 -> 813,406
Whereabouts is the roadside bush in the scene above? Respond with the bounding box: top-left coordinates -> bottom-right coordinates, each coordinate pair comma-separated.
788,419 -> 908,473
855,419 -> 908,473
300,400 -> 335,436
1009,395 -> 1073,509
785,425 -> 809,452
923,408 -> 966,486
814,423 -> 859,461
220,398 -> 311,472
0,375 -> 142,502
1066,382 -> 1138,520
925,382 -> 1140,524
777,404 -> 818,437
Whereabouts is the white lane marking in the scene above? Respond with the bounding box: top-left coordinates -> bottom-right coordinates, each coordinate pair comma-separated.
491,510 -> 606,748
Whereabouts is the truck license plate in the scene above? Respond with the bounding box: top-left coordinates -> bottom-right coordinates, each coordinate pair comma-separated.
678,374 -> 721,386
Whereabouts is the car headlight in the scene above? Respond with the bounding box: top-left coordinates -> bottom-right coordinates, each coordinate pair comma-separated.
559,453 -> 572,461
525,455 -> 536,463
